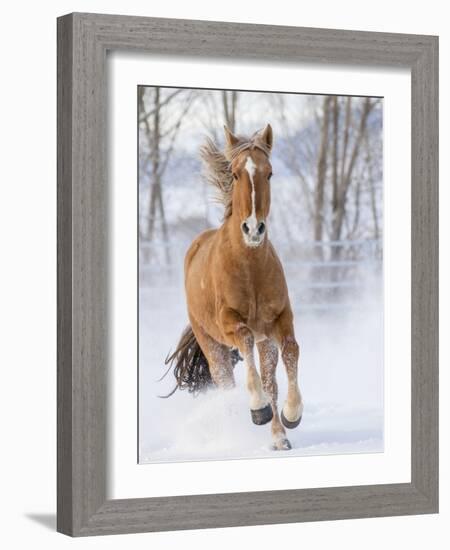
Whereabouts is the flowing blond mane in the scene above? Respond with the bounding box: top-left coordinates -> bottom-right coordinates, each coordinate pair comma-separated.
199,129 -> 272,219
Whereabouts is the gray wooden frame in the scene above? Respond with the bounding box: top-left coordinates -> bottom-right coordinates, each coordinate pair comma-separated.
57,12 -> 438,537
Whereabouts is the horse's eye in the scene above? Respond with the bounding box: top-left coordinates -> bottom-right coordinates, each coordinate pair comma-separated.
232,172 -> 238,180
268,172 -> 273,181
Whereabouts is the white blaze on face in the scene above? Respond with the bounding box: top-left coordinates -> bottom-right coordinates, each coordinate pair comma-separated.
244,156 -> 258,233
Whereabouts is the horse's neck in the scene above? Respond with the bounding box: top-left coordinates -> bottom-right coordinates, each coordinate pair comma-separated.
222,214 -> 269,266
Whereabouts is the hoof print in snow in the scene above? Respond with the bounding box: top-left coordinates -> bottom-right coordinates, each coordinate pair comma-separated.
251,403 -> 273,425
272,438 -> 292,451
281,410 -> 302,429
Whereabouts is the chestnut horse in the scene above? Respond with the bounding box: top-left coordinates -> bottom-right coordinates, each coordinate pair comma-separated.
164,124 -> 303,450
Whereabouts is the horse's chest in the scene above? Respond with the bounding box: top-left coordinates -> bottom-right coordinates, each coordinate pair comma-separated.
231,277 -> 281,326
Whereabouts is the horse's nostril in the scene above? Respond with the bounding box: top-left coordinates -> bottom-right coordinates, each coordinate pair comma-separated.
258,222 -> 266,235
242,222 -> 250,234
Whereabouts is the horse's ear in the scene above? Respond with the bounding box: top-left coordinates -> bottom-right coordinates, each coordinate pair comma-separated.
223,125 -> 239,148
261,123 -> 273,151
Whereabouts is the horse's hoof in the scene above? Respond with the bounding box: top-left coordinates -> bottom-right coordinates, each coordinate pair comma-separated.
281,410 -> 302,429
272,438 -> 292,451
251,403 -> 273,425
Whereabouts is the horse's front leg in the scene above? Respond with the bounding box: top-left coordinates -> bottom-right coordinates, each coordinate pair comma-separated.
257,339 -> 291,450
273,307 -> 303,429
219,307 -> 273,425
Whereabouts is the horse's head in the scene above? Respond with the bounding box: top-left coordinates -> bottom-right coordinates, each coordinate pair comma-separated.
224,124 -> 273,248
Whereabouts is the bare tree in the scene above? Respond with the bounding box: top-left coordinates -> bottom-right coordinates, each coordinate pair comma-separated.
364,130 -> 381,240
270,94 -> 315,222
331,96 -> 340,232
222,91 -> 238,132
139,86 -> 197,264
330,97 -> 376,259
314,96 -> 332,245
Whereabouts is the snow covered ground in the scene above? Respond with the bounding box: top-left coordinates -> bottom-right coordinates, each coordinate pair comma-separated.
138,269 -> 384,463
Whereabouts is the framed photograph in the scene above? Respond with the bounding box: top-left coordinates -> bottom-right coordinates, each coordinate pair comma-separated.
57,13 -> 438,536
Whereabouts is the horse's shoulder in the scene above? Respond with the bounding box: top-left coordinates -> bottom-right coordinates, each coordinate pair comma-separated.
267,240 -> 284,269
184,228 -> 217,269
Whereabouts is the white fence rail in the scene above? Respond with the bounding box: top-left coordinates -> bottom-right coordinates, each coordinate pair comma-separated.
139,238 -> 382,313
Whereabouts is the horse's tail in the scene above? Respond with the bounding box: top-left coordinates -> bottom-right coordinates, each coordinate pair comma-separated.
159,325 -> 213,398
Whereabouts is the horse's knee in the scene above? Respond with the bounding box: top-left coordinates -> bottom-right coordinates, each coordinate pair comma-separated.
235,324 -> 254,357
209,362 -> 235,389
258,339 -> 278,369
281,336 -> 299,365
